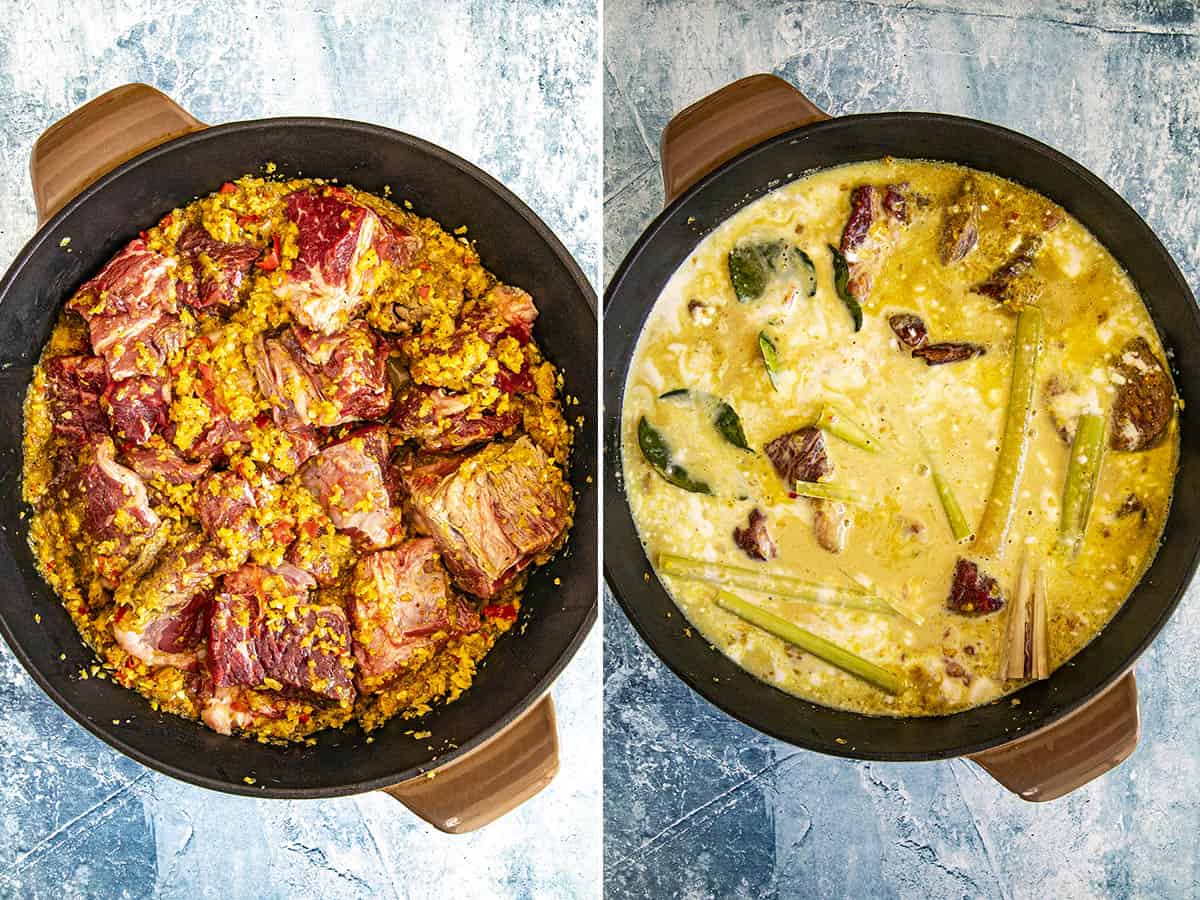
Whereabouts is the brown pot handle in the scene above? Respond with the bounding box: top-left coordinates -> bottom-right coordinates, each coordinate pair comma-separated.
660,73 -> 830,203
383,693 -> 559,833
30,83 -> 206,224
969,671 -> 1139,801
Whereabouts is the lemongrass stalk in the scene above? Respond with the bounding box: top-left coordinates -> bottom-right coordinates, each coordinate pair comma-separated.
792,480 -> 867,505
1057,413 -> 1106,558
816,404 -> 881,453
657,553 -> 908,620
916,432 -> 972,543
1001,551 -> 1050,680
975,306 -> 1043,556
715,590 -> 903,694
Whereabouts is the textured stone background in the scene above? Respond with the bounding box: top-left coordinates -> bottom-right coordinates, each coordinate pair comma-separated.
0,2 -> 600,898
604,2 -> 1199,898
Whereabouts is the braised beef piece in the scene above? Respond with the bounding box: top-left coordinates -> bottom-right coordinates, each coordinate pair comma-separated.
291,321 -> 392,422
733,508 -> 777,561
175,223 -> 260,312
838,184 -> 912,301
273,189 -> 420,334
946,558 -> 1004,616
350,539 -> 481,690
882,184 -> 910,223
938,176 -> 980,264
888,314 -> 929,350
974,235 -> 1044,307
763,426 -> 830,485
912,342 -> 986,366
299,424 -> 401,550
208,563 -> 355,702
100,375 -> 169,446
66,238 -> 183,379
1110,336 -> 1174,452
811,499 -> 848,554
43,355 -> 110,447
1116,493 -> 1148,524
391,384 -> 520,452
401,435 -> 571,599
403,285 -> 540,395
841,185 -> 881,252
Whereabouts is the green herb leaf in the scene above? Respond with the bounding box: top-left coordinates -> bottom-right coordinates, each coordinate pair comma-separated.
794,248 -> 817,298
729,244 -> 770,303
758,331 -> 780,391
828,244 -> 863,332
712,401 -> 750,450
660,389 -> 750,451
730,240 -> 816,303
637,416 -> 712,493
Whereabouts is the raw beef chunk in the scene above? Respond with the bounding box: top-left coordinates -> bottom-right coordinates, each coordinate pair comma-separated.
401,435 -> 570,598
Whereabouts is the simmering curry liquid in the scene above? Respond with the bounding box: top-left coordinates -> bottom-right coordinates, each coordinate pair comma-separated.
621,159 -> 1178,716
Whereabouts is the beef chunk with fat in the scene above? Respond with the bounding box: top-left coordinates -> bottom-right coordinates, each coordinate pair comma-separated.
299,425 -> 402,550
973,235 -> 1046,309
401,435 -> 571,599
938,176 -> 980,264
111,528 -> 234,669
121,438 -> 212,486
100,375 -> 169,446
273,189 -> 420,334
390,384 -> 520,452
66,238 -> 184,379
349,538 -> 481,690
175,223 -> 260,312
888,314 -> 928,350
79,438 -> 162,585
838,184 -> 912,302
403,284 -> 540,394
251,323 -> 391,429
208,562 -> 355,702
196,470 -> 261,562
43,354 -> 110,447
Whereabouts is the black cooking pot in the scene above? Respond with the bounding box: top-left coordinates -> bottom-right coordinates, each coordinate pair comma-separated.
604,75 -> 1199,800
0,85 -> 597,828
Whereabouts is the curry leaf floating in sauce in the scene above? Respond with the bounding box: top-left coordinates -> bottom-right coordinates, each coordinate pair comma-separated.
637,416 -> 712,494
728,241 -> 816,303
828,244 -> 863,331
757,331 -> 780,391
660,389 -> 751,451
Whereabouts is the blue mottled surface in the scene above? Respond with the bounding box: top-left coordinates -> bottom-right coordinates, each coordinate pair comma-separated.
0,2 -> 600,898
604,2 -> 1200,897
